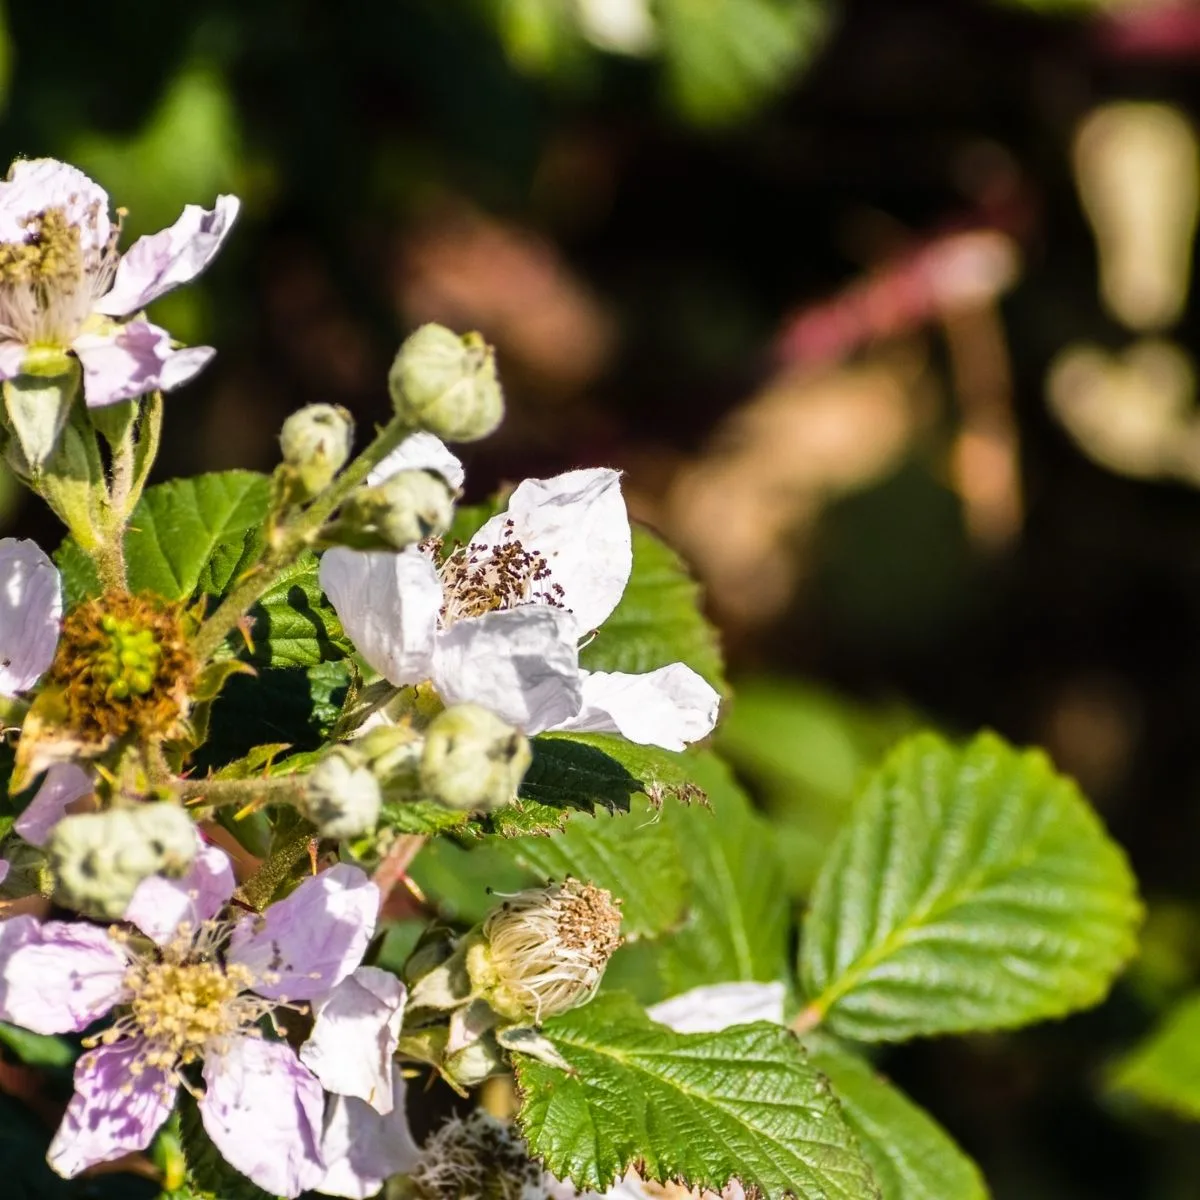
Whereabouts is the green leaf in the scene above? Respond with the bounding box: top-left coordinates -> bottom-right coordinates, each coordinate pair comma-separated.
580,526 -> 726,693
515,992 -> 878,1199
1108,992 -> 1200,1121
243,552 -> 348,668
56,471 -> 271,606
0,1022 -> 76,1068
807,1038 -> 989,1200
380,798 -> 472,836
799,731 -> 1142,1042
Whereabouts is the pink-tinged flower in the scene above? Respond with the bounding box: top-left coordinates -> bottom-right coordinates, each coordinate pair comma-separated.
0,845 -> 386,1196
0,158 -> 238,409
321,439 -> 721,750
0,537 -> 61,701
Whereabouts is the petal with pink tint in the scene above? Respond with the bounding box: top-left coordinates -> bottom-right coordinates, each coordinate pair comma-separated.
471,468 -> 631,633
315,1076 -> 420,1199
125,842 -> 235,946
94,195 -> 241,317
74,321 -> 214,407
227,864 -> 378,1002
0,159 -> 111,252
0,916 -> 126,1034
549,664 -> 721,751
432,605 -> 583,734
47,1041 -> 174,1177
200,1036 -> 326,1198
300,967 -> 405,1113
14,763 -> 91,846
0,537 -> 62,698
647,981 -> 787,1034
369,431 -> 464,490
0,340 -> 25,380
319,545 -> 441,686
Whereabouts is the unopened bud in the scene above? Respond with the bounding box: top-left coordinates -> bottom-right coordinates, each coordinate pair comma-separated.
48,803 -> 196,918
388,324 -> 504,443
341,469 -> 454,551
467,879 -> 622,1022
419,704 -> 531,813
302,749 -> 382,839
280,404 -> 354,496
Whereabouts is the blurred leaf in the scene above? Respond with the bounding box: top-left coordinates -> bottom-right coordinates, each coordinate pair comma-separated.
515,991 -> 879,1198
807,1037 -> 989,1200
1109,992 -> 1200,1122
0,1022 -> 76,1068
380,798 -> 472,836
581,526 -> 727,693
800,731 -> 1142,1042
657,0 -> 829,125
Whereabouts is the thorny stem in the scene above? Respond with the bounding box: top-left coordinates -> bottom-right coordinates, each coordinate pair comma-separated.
190,415 -> 414,663
179,773 -> 305,815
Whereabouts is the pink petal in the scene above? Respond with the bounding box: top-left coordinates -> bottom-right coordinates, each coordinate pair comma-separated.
0,916 -> 126,1034
368,431 -> 464,490
200,1036 -> 326,1198
73,321 -> 214,407
471,468 -> 631,633
0,538 -> 62,698
47,1041 -> 174,1177
94,195 -> 240,317
124,842 -> 235,946
315,1077 -> 420,1199
14,763 -> 91,846
549,664 -> 721,751
300,967 -> 405,1113
319,546 -> 440,686
0,159 -> 111,252
432,606 -> 583,734
0,340 -> 25,380
227,864 -> 378,1002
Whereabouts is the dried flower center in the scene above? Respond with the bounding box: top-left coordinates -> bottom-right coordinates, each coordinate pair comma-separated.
49,591 -> 196,742
433,518 -> 566,625
411,1112 -> 548,1200
482,879 -> 622,1021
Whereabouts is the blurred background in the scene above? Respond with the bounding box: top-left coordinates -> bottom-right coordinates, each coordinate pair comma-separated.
4,0 -> 1200,1195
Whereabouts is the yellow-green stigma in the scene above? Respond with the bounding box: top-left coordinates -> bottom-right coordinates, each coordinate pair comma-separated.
50,592 -> 196,741
0,206 -> 84,291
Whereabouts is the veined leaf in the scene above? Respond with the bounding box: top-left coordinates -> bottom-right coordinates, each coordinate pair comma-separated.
515,992 -> 878,1199
242,552 -> 348,668
807,1038 -> 989,1200
1108,992 -> 1200,1122
800,732 -> 1141,1042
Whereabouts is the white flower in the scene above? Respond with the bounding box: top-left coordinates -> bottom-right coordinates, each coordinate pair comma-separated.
320,437 -> 720,751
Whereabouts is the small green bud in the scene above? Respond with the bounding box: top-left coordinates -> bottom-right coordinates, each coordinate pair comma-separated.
48,803 -> 196,919
339,469 -> 454,551
280,403 -> 354,497
388,324 -> 503,442
419,703 -> 531,812
302,748 -> 382,839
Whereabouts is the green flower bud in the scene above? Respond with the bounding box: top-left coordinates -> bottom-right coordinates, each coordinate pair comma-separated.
419,703 -> 531,813
48,803 -> 196,919
302,748 -> 383,839
466,879 -> 622,1023
280,403 -> 354,497
388,324 -> 503,442
340,468 -> 454,551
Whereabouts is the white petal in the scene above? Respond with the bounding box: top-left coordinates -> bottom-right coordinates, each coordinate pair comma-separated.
14,763 -> 91,846
73,321 -> 214,407
433,606 -> 583,734
0,340 -> 26,380
0,538 -> 61,697
471,468 -> 631,633
0,159 -> 111,252
369,431 -> 464,490
315,1076 -> 420,1199
199,1037 -> 327,1198
320,546 -> 440,685
648,981 -> 787,1033
94,194 -> 241,317
124,842 -> 235,946
550,664 -> 720,751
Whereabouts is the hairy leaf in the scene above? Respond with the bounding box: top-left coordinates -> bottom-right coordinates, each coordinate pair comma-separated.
1108,992 -> 1200,1122
515,992 -> 878,1199
800,731 -> 1141,1041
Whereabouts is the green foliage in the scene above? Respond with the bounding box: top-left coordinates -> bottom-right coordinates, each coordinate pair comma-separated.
0,1023 -> 76,1069
1108,992 -> 1200,1122
243,552 -> 348,668
807,1038 -> 989,1200
581,526 -> 727,692
515,991 -> 879,1198
799,732 -> 1142,1042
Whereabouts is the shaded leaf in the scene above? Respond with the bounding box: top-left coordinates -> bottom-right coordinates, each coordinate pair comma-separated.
1108,991 -> 1200,1122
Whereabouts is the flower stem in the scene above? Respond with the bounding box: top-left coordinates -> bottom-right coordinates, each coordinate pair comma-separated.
179,773 -> 304,814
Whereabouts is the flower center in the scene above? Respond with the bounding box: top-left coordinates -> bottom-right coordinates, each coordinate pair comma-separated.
49,591 -> 196,742
0,207 -> 83,290
412,1112 -> 549,1200
434,518 -> 566,625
